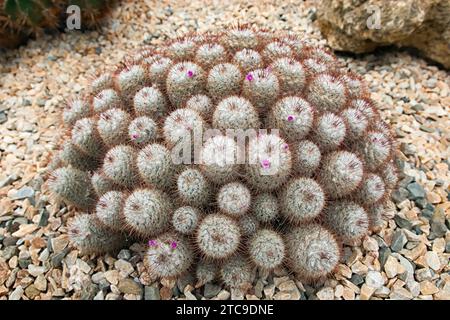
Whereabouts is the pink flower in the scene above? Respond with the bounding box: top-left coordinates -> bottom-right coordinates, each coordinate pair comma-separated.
187,70 -> 194,78
131,134 -> 139,140
261,159 -> 271,169
148,240 -> 157,247
246,73 -> 253,81
283,143 -> 289,150
170,241 -> 177,249
287,115 -> 295,122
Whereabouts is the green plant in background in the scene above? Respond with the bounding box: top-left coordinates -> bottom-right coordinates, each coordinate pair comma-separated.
48,26 -> 400,289
0,0 -> 116,49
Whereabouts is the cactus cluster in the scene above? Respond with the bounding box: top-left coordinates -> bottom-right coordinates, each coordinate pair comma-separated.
0,0 -> 116,49
48,27 -> 399,290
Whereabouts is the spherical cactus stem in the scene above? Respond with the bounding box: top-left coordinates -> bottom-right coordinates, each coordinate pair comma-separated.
48,166 -> 95,210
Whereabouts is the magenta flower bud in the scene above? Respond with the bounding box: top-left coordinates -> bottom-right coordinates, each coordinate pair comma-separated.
148,239 -> 157,246
261,159 -> 271,169
246,73 -> 253,81
187,70 -> 194,78
287,115 -> 295,122
171,241 -> 178,249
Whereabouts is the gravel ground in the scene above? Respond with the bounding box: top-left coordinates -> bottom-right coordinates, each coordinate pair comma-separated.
0,0 -> 449,300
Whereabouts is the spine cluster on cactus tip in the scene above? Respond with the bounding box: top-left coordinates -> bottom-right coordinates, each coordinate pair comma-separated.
49,26 -> 399,289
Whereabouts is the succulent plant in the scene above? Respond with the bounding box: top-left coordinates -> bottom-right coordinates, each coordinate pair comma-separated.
49,26 -> 399,290
0,0 -> 117,49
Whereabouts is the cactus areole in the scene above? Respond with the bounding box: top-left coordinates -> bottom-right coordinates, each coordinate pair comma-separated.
48,26 -> 398,288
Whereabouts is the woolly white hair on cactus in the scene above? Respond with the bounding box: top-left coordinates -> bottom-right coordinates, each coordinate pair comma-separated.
212,96 -> 260,130
232,49 -> 263,73
128,116 -> 158,146
243,68 -> 279,110
116,64 -> 147,98
167,39 -> 197,60
246,133 -> 292,191
249,229 -> 285,270
186,94 -> 213,117
71,117 -> 104,157
147,56 -> 173,89
200,135 -> 238,184
217,182 -> 251,217
252,193 -> 279,223
286,223 -> 341,281
163,108 -> 205,147
207,63 -> 243,100
95,191 -> 124,231
195,261 -> 218,288
270,96 -> 314,141
48,167 -> 95,210
63,99 -> 90,125
133,86 -> 167,118
93,88 -> 122,113
90,73 -> 113,95
196,213 -> 241,259
123,188 -> 172,238
177,168 -> 211,206
281,177 -> 325,224
238,215 -> 260,237
292,140 -> 321,177
68,214 -> 125,254
341,107 -> 368,140
97,108 -> 131,147
307,73 -> 347,112
166,62 -> 206,108
145,233 -> 193,278
195,43 -> 227,69
220,255 -> 254,290
323,201 -> 370,245
270,57 -> 306,94
136,143 -> 174,189
172,206 -> 200,235
313,112 -> 346,150
102,145 -> 137,188
262,41 -> 293,61
319,150 -> 364,198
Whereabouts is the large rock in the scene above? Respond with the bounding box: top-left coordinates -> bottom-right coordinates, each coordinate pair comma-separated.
317,0 -> 450,68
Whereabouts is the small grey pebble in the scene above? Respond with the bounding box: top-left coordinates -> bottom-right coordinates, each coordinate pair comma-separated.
415,198 -> 428,209
144,284 -> 160,300
11,186 -> 35,203
391,230 -> 407,252
3,236 -> 18,247
0,174 -> 17,188
412,104 -> 424,112
18,258 -> 31,269
379,247 -> 391,267
0,111 -> 7,125
406,182 -> 425,199
392,188 -> 409,203
2,246 -> 18,260
51,248 -> 69,268
394,215 -> 413,230
38,208 -> 49,227
117,249 -> 131,260
350,274 -> 364,286
99,279 -> 110,292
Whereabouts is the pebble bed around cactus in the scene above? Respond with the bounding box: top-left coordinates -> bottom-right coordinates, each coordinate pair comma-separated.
47,26 -> 399,290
